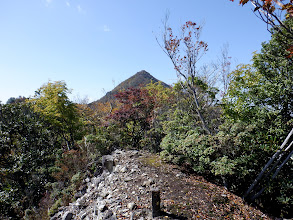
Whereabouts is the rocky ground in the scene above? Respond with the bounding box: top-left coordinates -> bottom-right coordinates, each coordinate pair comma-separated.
51,149 -> 273,220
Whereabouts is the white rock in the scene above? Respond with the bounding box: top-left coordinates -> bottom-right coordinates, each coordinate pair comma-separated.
97,200 -> 107,211
114,164 -> 122,172
120,166 -> 128,173
130,168 -> 138,174
125,177 -> 132,182
127,202 -> 136,210
79,211 -> 87,219
62,212 -> 73,220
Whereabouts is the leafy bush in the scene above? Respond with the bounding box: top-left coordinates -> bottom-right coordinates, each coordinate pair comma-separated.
0,103 -> 61,219
219,19 -> 293,216
79,126 -> 118,155
48,198 -> 62,217
160,109 -> 218,175
160,102 -> 292,217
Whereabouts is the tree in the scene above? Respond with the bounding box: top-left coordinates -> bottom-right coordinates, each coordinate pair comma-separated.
252,18 -> 293,126
223,18 -> 293,132
230,0 -> 293,34
108,87 -> 156,147
158,20 -> 214,134
0,103 -> 61,218
230,0 -> 293,54
6,96 -> 26,104
145,81 -> 175,121
217,44 -> 232,96
28,81 -> 81,149
221,19 -> 293,215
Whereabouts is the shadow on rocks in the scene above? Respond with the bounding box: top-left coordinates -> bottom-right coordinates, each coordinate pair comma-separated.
157,211 -> 188,220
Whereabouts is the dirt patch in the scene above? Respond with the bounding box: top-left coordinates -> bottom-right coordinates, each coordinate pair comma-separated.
136,151 -> 272,219
52,150 -> 274,219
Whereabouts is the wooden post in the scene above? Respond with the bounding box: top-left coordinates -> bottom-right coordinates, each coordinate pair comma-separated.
152,188 -> 161,217
102,155 -> 114,173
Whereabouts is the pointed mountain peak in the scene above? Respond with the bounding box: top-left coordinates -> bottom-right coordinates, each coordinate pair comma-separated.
134,70 -> 152,77
90,70 -> 169,105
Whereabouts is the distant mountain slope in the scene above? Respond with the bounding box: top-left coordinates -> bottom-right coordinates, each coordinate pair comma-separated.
90,70 -> 170,105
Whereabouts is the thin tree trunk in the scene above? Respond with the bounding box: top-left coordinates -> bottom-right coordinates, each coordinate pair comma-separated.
244,128 -> 293,199
251,148 -> 293,201
190,86 -> 212,135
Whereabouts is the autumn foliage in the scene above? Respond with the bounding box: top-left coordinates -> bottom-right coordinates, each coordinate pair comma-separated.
161,20 -> 213,134
109,88 -> 155,128
230,0 -> 293,15
230,0 -> 293,56
1,10 -> 293,218
106,83 -> 174,149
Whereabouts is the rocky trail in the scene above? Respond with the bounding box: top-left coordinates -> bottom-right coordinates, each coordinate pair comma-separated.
51,150 -> 273,220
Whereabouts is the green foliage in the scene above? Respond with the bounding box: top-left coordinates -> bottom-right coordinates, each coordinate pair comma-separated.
172,78 -> 222,134
45,125 -> 118,214
0,103 -> 61,218
79,130 -> 117,157
48,198 -> 62,217
210,156 -> 236,176
159,20 -> 293,217
71,172 -> 82,184
160,98 -> 292,216
219,18 -> 293,216
28,80 -> 83,148
160,108 -> 235,177
6,96 -> 26,104
223,18 -> 293,134
0,95 -> 91,219
251,19 -> 293,129
51,149 -> 86,184
45,149 -> 88,216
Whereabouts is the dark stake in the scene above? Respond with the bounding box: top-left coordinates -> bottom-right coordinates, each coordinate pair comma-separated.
152,188 -> 161,217
102,155 -> 114,173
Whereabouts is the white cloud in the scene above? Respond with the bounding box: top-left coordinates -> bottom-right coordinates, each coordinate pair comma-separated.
103,25 -> 111,32
44,0 -> 53,7
66,1 -> 70,7
77,5 -> 86,14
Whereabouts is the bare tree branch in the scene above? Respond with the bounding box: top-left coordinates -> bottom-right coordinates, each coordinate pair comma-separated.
156,18 -> 213,135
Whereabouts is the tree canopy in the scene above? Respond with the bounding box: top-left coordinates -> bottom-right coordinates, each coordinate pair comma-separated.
230,0 -> 293,55
0,103 -> 61,218
28,81 -> 81,148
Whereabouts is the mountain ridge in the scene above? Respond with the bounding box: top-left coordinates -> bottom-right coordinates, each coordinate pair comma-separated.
90,70 -> 169,105
50,150 -> 272,220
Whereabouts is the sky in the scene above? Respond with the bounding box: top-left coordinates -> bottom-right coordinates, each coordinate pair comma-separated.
0,0 -> 271,104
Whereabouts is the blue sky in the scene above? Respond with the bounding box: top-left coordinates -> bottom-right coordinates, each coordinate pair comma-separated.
0,0 -> 271,103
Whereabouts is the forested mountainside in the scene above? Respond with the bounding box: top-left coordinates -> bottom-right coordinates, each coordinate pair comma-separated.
89,70 -> 170,105
1,17 -> 292,220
